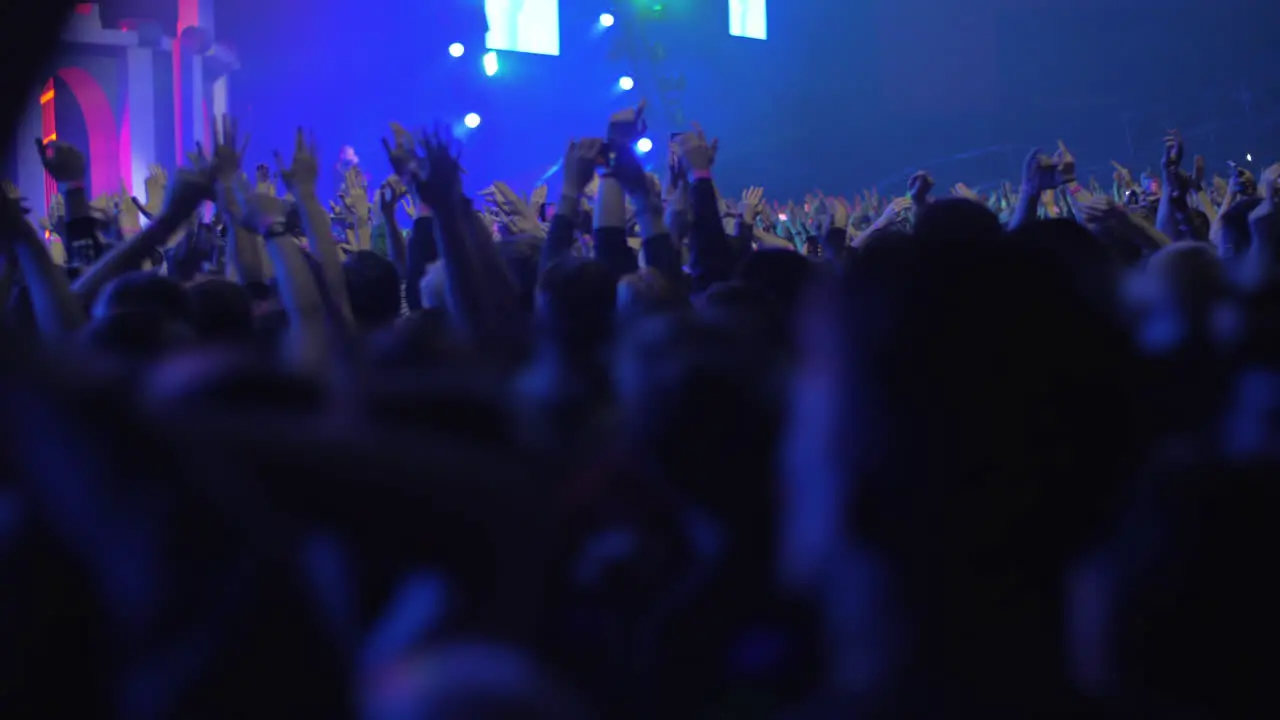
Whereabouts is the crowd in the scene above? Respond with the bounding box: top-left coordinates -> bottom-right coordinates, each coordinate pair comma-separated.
1,98 -> 1277,719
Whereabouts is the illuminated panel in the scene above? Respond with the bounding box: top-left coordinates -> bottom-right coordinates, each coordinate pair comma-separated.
729,0 -> 767,40
485,0 -> 559,57
40,80 -> 57,208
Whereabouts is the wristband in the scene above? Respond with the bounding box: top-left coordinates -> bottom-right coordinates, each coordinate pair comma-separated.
1066,183 -> 1086,197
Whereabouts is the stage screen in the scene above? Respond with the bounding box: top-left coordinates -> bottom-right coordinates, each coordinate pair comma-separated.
729,0 -> 767,40
485,0 -> 560,56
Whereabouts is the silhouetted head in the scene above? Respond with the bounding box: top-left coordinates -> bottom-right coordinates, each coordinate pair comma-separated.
1214,197 -> 1262,262
496,236 -> 543,314
188,278 -> 254,345
344,250 -> 403,332
1127,241 -> 1228,355
536,257 -> 616,355
735,248 -> 813,319
79,310 -> 195,364
615,313 -> 779,528
616,267 -> 686,327
362,642 -> 589,720
913,197 -> 1004,245
1070,455 -> 1280,716
92,271 -> 192,327
1010,219 -> 1122,318
781,225 -> 1139,710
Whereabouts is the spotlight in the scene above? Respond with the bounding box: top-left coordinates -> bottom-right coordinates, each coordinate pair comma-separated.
618,76 -> 635,91
449,42 -> 465,58
636,137 -> 653,154
1246,153 -> 1253,163
483,51 -> 499,77
599,13 -> 615,27
464,113 -> 482,129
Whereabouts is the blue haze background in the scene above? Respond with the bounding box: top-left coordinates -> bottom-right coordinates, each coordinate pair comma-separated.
195,0 -> 1280,199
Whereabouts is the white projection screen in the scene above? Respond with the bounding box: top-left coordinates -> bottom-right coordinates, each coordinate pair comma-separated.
729,0 -> 767,40
485,0 -> 561,56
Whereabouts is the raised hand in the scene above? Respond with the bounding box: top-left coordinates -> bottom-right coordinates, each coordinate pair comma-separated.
275,127 -> 321,193
1,179 -> 31,218
117,181 -> 142,233
1161,130 -> 1184,172
167,160 -> 218,210
908,171 -> 934,203
563,138 -> 603,197
1111,160 -> 1135,189
951,182 -> 983,203
0,191 -> 32,234
133,164 -> 168,219
1191,155 -> 1206,192
607,99 -> 648,146
529,184 -> 548,211
874,197 -> 913,229
1076,194 -> 1123,226
88,193 -> 121,226
1053,140 -> 1077,186
378,176 -> 407,218
381,121 -> 424,182
211,113 -> 249,182
675,123 -> 716,173
1228,163 -> 1257,198
739,186 -> 764,223
1257,163 -> 1280,204
824,195 -> 850,231
414,124 -> 464,209
1022,147 -> 1069,194
339,165 -> 370,222
231,190 -> 288,235
187,141 -> 212,172
34,138 -> 86,184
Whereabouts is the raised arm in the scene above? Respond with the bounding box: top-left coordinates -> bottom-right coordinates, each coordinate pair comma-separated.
541,138 -> 602,276
277,128 -> 356,331
1156,130 -> 1190,241
676,124 -> 734,291
1,192 -> 84,339
1010,143 -> 1074,230
72,165 -> 212,307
